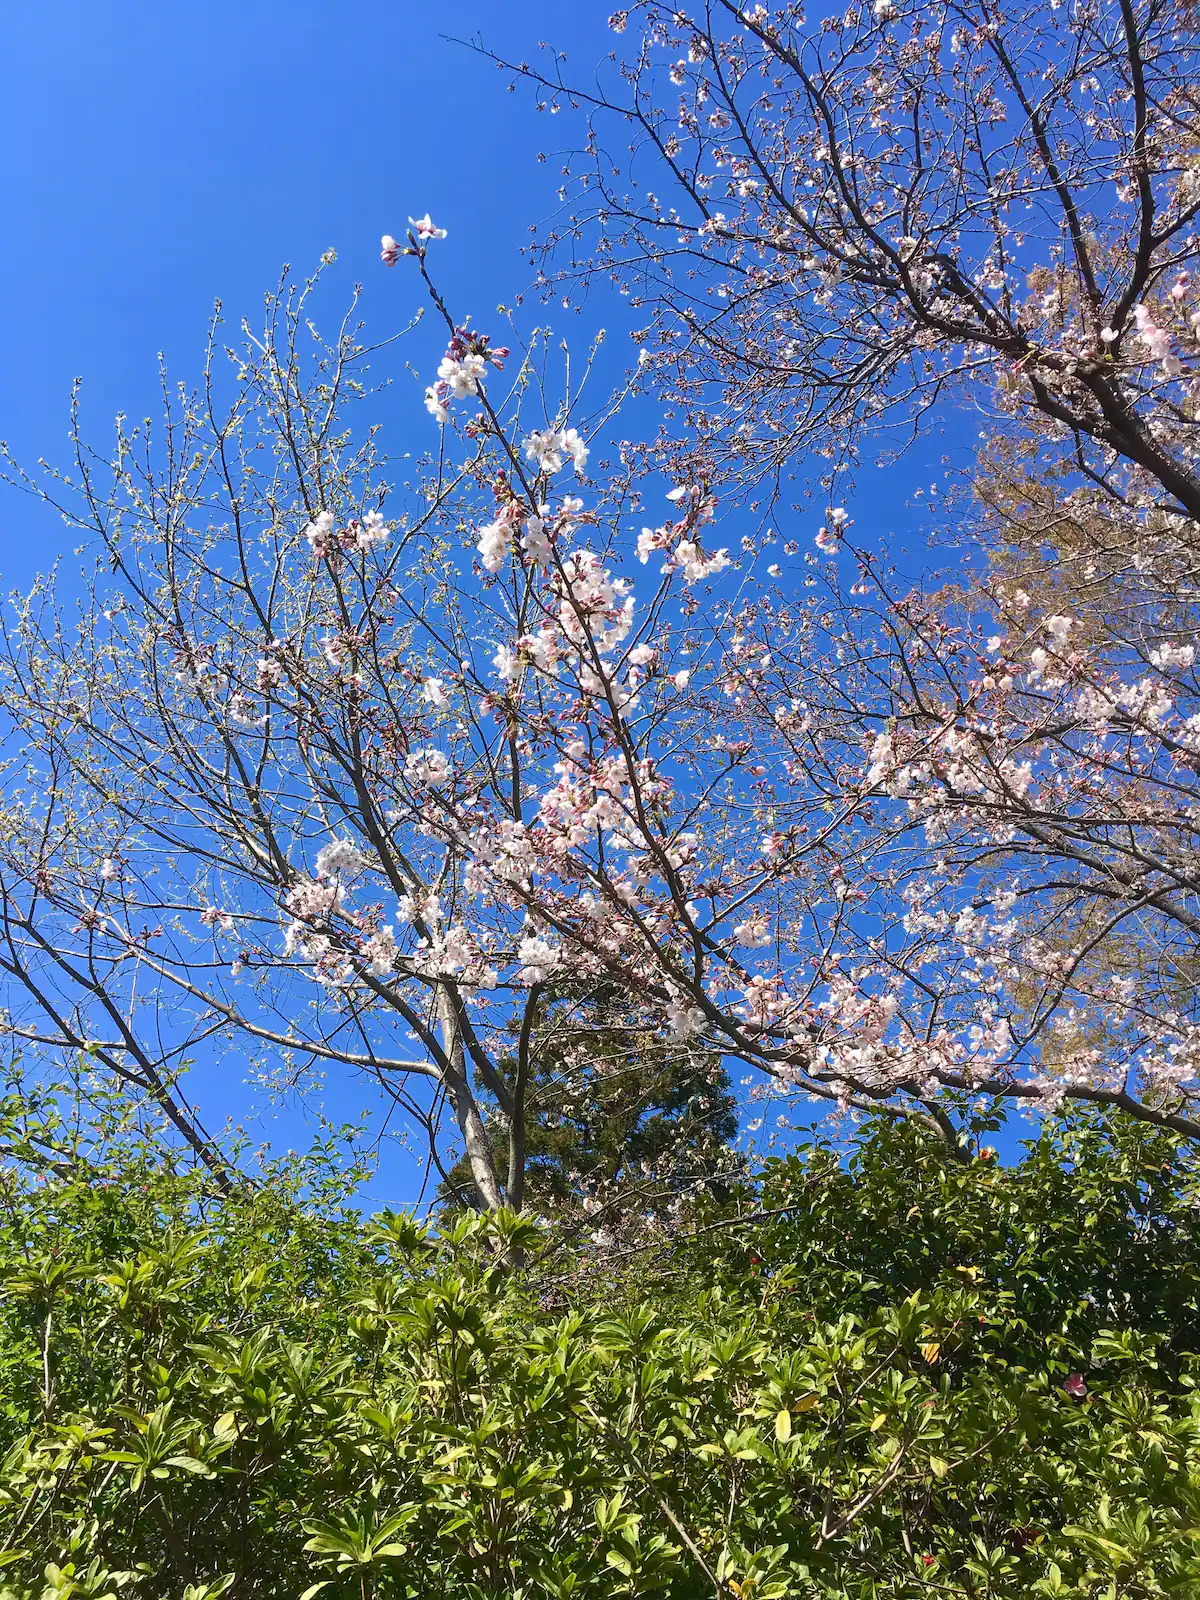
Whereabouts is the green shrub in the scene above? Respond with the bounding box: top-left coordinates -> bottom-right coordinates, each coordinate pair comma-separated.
2,1104 -> 1199,1597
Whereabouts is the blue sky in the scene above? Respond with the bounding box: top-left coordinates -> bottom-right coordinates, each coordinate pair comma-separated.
0,1 -> 975,1201
0,0 -> 620,586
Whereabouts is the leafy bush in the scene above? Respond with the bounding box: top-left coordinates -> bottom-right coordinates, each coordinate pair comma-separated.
2,1101 -> 1199,1598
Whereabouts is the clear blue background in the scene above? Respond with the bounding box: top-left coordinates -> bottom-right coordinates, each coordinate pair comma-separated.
0,0 -> 634,527
0,1 -> 976,1200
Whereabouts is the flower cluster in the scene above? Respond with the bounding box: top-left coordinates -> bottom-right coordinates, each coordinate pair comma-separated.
637,485 -> 729,585
404,748 -> 452,786
303,509 -> 390,557
314,838 -> 368,879
381,215 -> 446,266
522,426 -> 589,477
424,325 -> 510,424
477,495 -> 585,574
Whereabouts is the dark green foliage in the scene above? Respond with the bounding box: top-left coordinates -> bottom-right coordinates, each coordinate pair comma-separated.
2,1087 -> 1199,1598
438,992 -> 740,1214
698,1109 -> 1200,1358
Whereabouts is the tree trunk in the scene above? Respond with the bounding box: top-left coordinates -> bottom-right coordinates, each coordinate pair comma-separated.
436,985 -> 504,1211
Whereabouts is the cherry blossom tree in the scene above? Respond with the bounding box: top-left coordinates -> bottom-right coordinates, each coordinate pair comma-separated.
0,243 -> 751,1208
4,176 -> 1200,1228
461,0 -> 1200,1139
494,0 -> 1199,528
